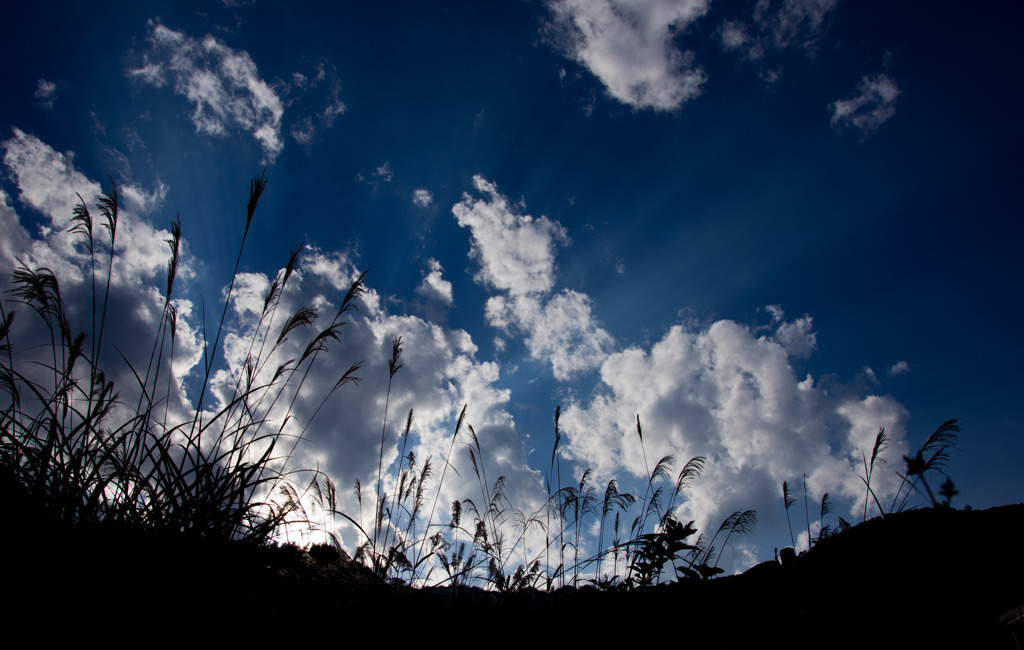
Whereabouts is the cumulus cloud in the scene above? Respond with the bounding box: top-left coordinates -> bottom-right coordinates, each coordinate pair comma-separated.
412,188 -> 433,208
0,187 -> 31,279
128,21 -> 285,163
416,259 -> 453,305
561,313 -> 911,570
485,291 -> 614,381
120,180 -> 170,216
453,175 -> 567,297
0,128 -> 203,410
544,0 -> 710,111
453,176 -> 613,380
829,74 -> 901,137
412,258 -> 454,321
375,162 -> 394,182
767,304 -> 816,359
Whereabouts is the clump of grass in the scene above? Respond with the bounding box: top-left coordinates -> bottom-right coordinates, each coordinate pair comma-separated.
856,418 -> 962,519
782,477 -> 851,553
336,398 -> 745,591
782,418 -> 962,556
0,172 -> 365,548
893,418 -> 961,511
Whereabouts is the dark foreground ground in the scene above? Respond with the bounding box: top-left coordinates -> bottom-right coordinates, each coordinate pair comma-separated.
6,504 -> 1022,646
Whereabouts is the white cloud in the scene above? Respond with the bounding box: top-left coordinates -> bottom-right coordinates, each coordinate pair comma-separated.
357,162 -> 394,189
1,130 -> 180,295
485,291 -> 613,380
415,258 -> 453,307
526,290 -> 615,380
0,186 -> 31,280
2,128 -> 100,236
34,79 -> 57,111
545,0 -> 710,111
888,360 -> 910,376
128,21 -> 285,163
829,74 -> 901,137
412,188 -> 433,208
454,176 -> 612,380
772,311 -> 816,359
120,180 -> 169,216
561,314 -> 911,570
719,20 -> 764,60
375,162 -> 394,182
0,128 -> 203,417
453,175 -> 567,297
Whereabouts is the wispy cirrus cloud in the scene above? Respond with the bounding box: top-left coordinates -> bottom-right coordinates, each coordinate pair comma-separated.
285,61 -> 346,146
34,79 -> 58,111
720,0 -> 836,59
544,0 -> 710,111
128,20 -> 286,163
888,360 -> 910,376
830,74 -> 901,137
718,0 -> 837,84
756,0 -> 836,52
356,161 -> 395,189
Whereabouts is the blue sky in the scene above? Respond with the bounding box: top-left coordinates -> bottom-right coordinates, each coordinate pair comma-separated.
1,0 -> 1021,577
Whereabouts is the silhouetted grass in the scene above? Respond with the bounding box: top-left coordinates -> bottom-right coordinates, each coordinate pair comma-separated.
0,172 -> 364,547
5,172 -> 1017,650
337,371 -> 756,590
783,418 -> 961,555
0,170 -> 829,594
